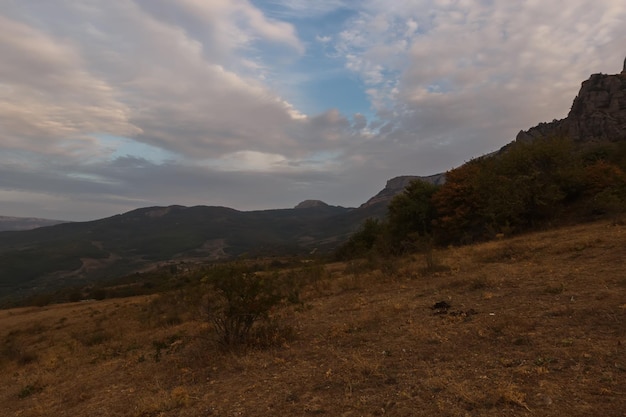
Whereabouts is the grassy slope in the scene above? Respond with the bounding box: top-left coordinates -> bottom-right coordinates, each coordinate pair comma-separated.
1,220 -> 625,416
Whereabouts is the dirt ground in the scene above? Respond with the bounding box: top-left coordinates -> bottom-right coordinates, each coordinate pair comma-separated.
1,220 -> 625,416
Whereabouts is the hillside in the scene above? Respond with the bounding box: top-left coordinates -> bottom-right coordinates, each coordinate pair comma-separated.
0,202 -> 391,306
1,220 -> 624,416
0,206 -> 338,306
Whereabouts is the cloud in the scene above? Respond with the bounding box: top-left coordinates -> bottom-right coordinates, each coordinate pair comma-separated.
316,35 -> 332,43
0,1 -> 314,162
1,0 -> 625,221
168,0 -> 304,54
333,0 -> 626,153
0,15 -> 140,157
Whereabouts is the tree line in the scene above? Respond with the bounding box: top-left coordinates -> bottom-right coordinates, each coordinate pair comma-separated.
337,136 -> 626,258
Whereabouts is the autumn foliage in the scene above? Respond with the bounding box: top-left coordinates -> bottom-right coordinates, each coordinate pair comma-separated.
339,136 -> 626,257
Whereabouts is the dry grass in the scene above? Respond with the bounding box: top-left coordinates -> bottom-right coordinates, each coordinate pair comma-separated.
1,220 -> 626,416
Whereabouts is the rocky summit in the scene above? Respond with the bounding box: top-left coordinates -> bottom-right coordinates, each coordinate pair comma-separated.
294,200 -> 330,209
517,64 -> 626,143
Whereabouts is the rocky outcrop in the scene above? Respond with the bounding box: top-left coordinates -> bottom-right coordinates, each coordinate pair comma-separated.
360,173 -> 446,208
364,62 -> 626,212
517,71 -> 626,143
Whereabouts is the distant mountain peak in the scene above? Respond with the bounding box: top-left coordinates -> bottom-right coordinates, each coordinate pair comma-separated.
294,200 -> 329,209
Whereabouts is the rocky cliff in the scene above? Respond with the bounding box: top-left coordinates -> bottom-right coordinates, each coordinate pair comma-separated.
360,173 -> 446,208
516,70 -> 626,143
368,64 -> 626,210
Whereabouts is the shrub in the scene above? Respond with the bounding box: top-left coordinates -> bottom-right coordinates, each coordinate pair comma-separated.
205,266 -> 283,348
18,383 -> 43,399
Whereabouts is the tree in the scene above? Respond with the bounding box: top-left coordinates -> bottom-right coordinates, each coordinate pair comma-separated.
431,159 -> 489,243
386,180 -> 439,252
583,160 -> 626,214
433,137 -> 585,243
335,218 -> 384,259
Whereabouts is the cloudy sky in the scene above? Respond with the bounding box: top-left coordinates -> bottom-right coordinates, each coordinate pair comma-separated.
1,1 -> 624,221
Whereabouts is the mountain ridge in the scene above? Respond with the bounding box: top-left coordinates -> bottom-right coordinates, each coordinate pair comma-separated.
2,65 -> 626,305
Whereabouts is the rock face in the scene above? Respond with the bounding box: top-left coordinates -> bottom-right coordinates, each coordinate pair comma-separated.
516,70 -> 626,143
360,173 -> 446,208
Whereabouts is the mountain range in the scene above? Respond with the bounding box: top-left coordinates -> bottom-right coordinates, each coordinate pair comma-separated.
0,193 -> 395,305
1,65 -> 626,305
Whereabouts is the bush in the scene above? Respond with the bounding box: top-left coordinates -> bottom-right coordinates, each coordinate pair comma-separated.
205,266 -> 283,348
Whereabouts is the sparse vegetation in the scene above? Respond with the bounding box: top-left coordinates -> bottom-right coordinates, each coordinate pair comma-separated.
1,220 -> 624,416
17,383 -> 43,399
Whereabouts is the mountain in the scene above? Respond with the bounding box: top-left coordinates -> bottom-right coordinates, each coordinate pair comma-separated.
2,64 -> 626,306
294,200 -> 331,209
0,216 -> 67,231
0,202 -> 383,305
360,173 -> 446,209
516,68 -> 626,143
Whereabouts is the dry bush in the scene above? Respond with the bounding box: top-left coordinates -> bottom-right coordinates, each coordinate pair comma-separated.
206,268 -> 283,348
17,382 -> 44,399
419,247 -> 451,275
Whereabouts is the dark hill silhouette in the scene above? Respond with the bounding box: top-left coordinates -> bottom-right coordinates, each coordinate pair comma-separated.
0,202 -> 390,304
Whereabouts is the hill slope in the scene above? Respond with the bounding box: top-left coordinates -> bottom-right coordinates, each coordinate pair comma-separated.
1,220 -> 624,416
0,203 -> 391,304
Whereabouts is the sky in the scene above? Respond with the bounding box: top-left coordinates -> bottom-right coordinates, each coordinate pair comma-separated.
1,1 -> 625,221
